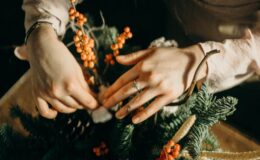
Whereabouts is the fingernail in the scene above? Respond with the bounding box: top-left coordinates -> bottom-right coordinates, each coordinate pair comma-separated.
132,117 -> 140,124
78,105 -> 84,109
115,107 -> 128,119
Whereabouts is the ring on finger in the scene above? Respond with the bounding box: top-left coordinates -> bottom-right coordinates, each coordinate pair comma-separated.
133,80 -> 141,94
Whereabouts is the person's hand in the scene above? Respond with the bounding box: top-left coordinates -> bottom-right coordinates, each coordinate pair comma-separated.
26,24 -> 98,119
102,45 -> 207,124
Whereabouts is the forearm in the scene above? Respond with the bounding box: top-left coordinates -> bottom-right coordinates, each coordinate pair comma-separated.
199,30 -> 260,92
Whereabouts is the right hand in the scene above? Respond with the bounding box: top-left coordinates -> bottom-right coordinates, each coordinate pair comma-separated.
26,24 -> 98,119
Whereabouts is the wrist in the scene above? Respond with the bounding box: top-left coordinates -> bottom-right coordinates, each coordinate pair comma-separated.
184,44 -> 208,81
26,23 -> 58,47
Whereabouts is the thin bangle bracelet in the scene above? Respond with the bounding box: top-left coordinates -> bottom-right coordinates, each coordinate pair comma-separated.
24,21 -> 58,45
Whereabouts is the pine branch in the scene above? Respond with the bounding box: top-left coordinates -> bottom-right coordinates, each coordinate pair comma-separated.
110,119 -> 135,159
184,86 -> 238,159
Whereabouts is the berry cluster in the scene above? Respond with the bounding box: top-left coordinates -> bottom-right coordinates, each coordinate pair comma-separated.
105,27 -> 133,65
69,0 -> 87,26
92,142 -> 109,157
69,0 -> 96,69
158,140 -> 181,160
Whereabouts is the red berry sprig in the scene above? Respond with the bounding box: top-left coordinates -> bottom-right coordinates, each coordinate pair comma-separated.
92,142 -> 109,157
158,140 -> 181,160
105,26 -> 133,65
69,0 -> 96,69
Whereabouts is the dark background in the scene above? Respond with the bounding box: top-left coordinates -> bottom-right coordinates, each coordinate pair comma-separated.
0,0 -> 259,142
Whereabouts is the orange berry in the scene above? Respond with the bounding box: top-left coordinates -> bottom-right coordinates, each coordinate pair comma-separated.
124,26 -> 130,33
106,54 -> 113,60
73,35 -> 80,42
113,50 -> 119,56
171,150 -> 179,158
118,43 -> 123,49
83,45 -> 90,51
79,13 -> 84,20
88,39 -> 95,48
93,147 -> 98,153
75,42 -> 81,48
81,54 -> 87,60
69,8 -> 76,15
120,33 -> 127,39
111,44 -> 119,50
82,34 -> 88,42
76,47 -> 83,53
167,140 -> 175,147
76,30 -> 83,36
173,144 -> 180,152
85,47 -> 92,53
168,155 -> 174,160
83,61 -> 89,67
165,147 -> 171,153
83,17 -> 87,23
87,55 -> 92,61
110,60 -> 115,65
117,37 -> 125,44
126,32 -> 133,38
88,61 -> 95,68
91,55 -> 96,61
74,12 -> 80,17
77,20 -> 84,26
88,50 -> 94,56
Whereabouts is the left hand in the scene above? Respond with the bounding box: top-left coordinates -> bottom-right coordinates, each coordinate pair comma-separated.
103,45 -> 207,124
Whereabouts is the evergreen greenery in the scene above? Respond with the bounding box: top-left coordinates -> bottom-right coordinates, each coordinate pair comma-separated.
0,84 -> 237,160
0,15 -> 238,160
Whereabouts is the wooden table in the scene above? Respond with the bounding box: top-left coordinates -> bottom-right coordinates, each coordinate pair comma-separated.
212,122 -> 260,152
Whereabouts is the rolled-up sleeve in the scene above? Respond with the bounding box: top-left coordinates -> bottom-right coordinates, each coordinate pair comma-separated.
199,30 -> 260,92
22,0 -> 71,36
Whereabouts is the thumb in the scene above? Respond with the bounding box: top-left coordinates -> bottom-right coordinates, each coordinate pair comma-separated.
116,49 -> 152,65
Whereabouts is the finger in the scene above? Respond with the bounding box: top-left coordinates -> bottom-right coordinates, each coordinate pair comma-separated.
132,95 -> 172,124
103,78 -> 147,108
115,88 -> 159,119
71,87 -> 98,110
103,65 -> 139,99
116,48 -> 153,65
59,96 -> 83,109
36,97 -> 58,119
14,45 -> 29,61
44,96 -> 76,114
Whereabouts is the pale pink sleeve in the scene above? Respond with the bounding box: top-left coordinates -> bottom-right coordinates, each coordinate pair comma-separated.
199,30 -> 260,92
22,0 -> 72,36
